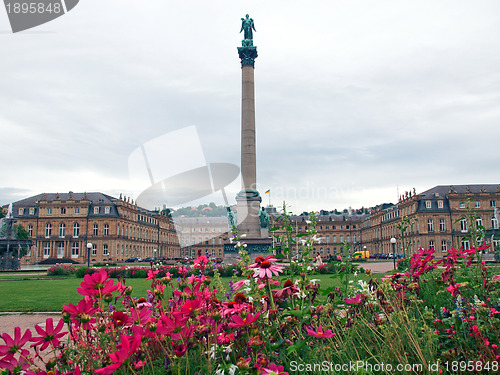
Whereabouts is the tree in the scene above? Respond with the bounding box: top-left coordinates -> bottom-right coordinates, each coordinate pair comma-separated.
14,224 -> 29,240
0,207 -> 5,219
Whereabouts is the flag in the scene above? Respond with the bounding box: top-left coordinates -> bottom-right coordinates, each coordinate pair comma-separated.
265,190 -> 270,194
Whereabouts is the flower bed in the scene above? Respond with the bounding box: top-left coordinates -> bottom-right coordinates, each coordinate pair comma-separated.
3,233 -> 500,374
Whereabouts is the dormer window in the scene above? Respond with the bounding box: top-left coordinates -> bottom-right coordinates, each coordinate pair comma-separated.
105,206 -> 111,214
18,208 -> 24,215
94,207 -> 99,214
438,200 -> 444,209
425,201 -> 431,209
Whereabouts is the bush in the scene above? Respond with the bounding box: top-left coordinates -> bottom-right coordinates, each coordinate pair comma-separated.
47,264 -> 77,276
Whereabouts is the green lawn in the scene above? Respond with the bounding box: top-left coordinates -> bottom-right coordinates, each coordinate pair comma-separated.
0,273 -> 380,312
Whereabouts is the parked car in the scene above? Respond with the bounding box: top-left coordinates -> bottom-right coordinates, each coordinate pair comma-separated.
125,257 -> 138,263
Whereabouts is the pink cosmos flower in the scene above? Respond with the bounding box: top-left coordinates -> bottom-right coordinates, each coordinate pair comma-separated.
146,269 -> 159,280
30,318 -> 66,351
77,269 -> 121,298
344,293 -> 364,305
492,274 -> 500,282
261,363 -> 290,375
63,297 -> 98,328
228,311 -> 261,328
305,324 -> 335,338
94,334 -> 142,375
0,326 -> 32,356
249,255 -> 283,279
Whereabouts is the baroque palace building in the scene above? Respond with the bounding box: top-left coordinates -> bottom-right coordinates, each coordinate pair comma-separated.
361,184 -> 500,258
271,212 -> 369,258
271,184 -> 500,260
8,184 -> 500,264
11,192 -> 180,264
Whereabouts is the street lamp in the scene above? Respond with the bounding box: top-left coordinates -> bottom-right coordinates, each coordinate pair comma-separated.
86,242 -> 92,268
390,237 -> 396,270
154,248 -> 157,260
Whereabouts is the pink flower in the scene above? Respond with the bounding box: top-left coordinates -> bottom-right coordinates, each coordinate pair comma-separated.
305,324 -> 335,338
344,293 -> 364,305
249,256 -> 283,279
63,297 -> 97,328
94,334 -> 142,375
261,363 -> 290,375
228,311 -> 261,328
0,326 -> 32,363
146,269 -> 159,280
77,269 -> 121,298
493,274 -> 500,282
193,255 -> 209,271
446,283 -> 461,296
30,318 -> 66,351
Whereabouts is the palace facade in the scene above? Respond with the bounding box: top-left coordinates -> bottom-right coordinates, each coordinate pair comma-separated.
11,192 -> 180,264
9,184 -> 500,264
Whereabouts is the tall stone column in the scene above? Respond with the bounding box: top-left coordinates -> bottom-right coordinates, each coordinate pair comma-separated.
236,32 -> 261,238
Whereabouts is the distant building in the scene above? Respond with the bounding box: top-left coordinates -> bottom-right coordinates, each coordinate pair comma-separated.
361,185 -> 500,257
11,192 -> 179,264
173,216 -> 229,259
272,212 -> 369,258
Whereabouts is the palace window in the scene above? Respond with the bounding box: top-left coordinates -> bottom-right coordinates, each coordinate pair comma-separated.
45,223 -> 52,238
429,240 -> 434,249
73,223 -> 80,237
18,208 -> 24,215
71,242 -> 79,257
461,239 -> 470,250
57,243 -> 64,258
459,202 -> 465,209
440,219 -> 446,232
475,201 -> 481,208
103,244 -> 109,255
492,216 -> 499,229
104,224 -> 109,236
427,219 -> 434,232
44,242 -> 50,257
47,208 -> 52,215
476,217 -> 483,228
491,200 -> 496,207
425,201 -> 431,209
438,200 -> 444,209
59,223 -> 65,237
60,207 -> 66,215
94,207 -> 99,214
105,206 -> 111,214
441,240 -> 447,251
29,207 -> 34,215
93,224 -> 98,236
92,244 -> 97,256
460,218 -> 467,232
28,224 -> 33,237
74,207 -> 80,214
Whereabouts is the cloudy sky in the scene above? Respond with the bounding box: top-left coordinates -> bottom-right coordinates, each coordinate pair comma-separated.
1,0 -> 499,214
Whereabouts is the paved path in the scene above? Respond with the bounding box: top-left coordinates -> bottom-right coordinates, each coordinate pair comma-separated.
0,312 -> 61,337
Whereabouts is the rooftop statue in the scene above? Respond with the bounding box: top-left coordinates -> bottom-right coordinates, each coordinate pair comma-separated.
240,14 -> 256,40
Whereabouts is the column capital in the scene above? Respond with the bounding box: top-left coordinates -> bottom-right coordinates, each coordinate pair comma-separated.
238,40 -> 258,68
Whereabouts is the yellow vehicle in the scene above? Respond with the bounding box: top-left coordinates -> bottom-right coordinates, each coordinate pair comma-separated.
353,250 -> 370,260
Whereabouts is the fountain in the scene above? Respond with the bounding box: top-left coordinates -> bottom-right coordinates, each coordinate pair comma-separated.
0,204 -> 33,270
